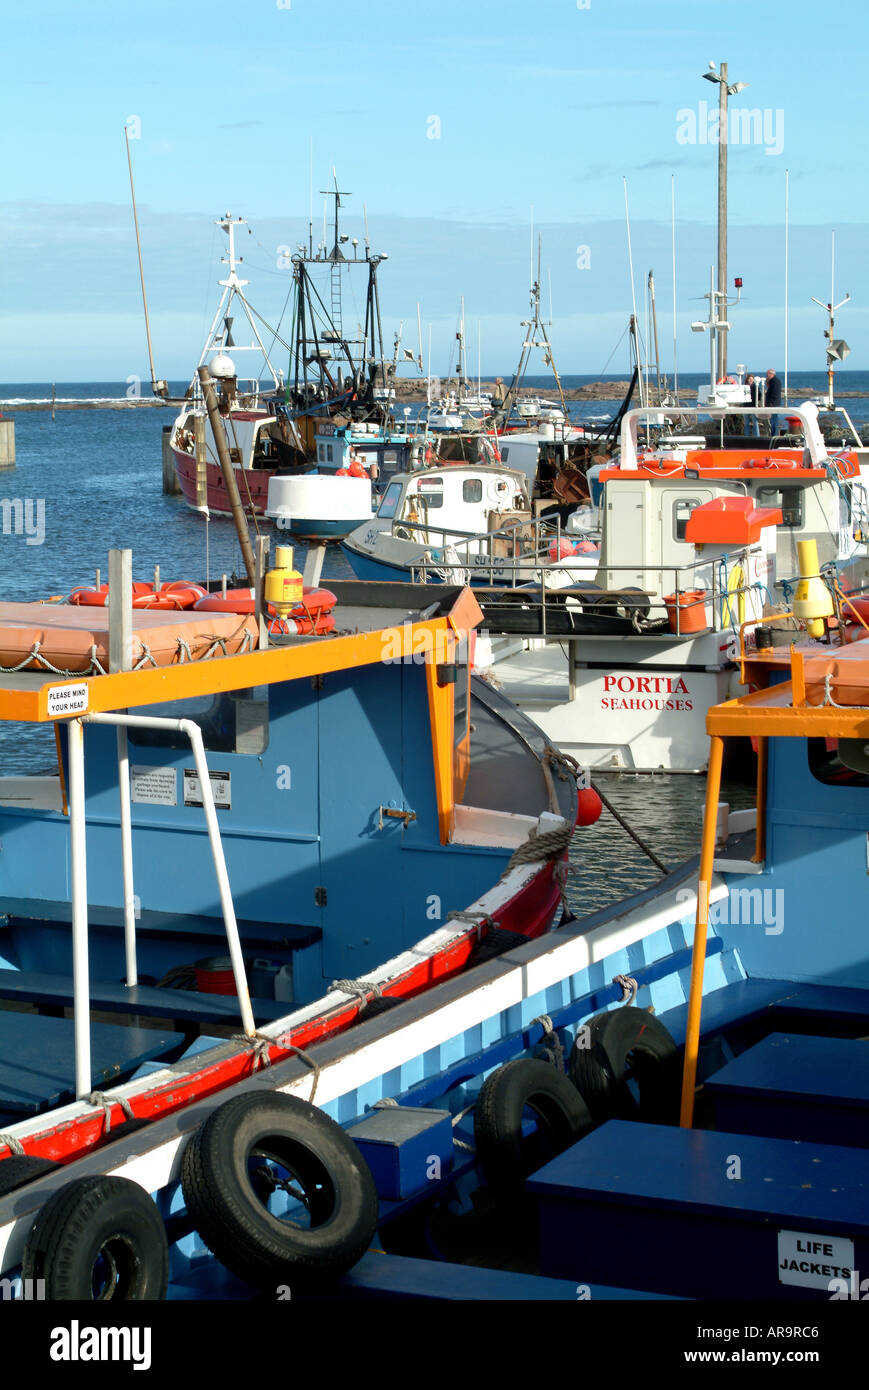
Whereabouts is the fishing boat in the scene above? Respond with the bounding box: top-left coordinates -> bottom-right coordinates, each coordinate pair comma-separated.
0,558 -> 592,1299
170,189 -> 420,518
471,401 -> 869,772
341,461 -> 599,587
3,561 -> 868,1306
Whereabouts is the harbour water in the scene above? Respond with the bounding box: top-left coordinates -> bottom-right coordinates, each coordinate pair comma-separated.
0,384 -> 816,914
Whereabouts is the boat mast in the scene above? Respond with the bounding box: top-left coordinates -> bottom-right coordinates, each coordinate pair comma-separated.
648,270 -> 663,402
501,234 -> 568,419
811,233 -> 850,409
124,125 -> 167,399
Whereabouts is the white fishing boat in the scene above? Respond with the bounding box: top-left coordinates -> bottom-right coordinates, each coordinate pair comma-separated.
474,401 -> 869,772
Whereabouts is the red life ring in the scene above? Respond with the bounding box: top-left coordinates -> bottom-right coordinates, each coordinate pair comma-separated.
269,612 -> 336,637
842,596 -> 869,635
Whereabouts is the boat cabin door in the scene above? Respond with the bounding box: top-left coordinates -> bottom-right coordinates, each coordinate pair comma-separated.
658,487 -> 715,577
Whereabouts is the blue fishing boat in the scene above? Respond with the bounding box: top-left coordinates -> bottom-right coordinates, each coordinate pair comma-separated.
3,558 -> 869,1312
0,563 -> 590,1297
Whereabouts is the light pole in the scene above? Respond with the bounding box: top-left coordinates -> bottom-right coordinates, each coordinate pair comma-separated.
702,62 -> 747,379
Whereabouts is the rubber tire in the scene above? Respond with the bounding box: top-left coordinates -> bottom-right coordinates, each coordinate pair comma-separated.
469,927 -> 525,966
0,1156 -> 60,1196
357,995 -> 403,1020
569,1006 -> 679,1124
474,1058 -> 593,1189
97,1116 -> 153,1146
22,1175 -> 168,1300
181,1092 -> 378,1291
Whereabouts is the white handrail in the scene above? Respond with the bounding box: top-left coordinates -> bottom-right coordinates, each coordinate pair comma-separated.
83,712 -> 256,1038
618,402 -> 827,470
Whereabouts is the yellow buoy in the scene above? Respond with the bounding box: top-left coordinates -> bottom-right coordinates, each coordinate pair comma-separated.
793,539 -> 833,639
264,545 -> 304,616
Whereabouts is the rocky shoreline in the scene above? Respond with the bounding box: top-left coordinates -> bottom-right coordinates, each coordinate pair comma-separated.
2,378 -> 866,412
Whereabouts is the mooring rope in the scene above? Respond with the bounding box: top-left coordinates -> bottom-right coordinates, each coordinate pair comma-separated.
87,1091 -> 136,1134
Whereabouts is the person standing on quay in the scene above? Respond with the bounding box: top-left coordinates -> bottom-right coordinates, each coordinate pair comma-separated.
766,368 -> 783,438
746,374 -> 761,436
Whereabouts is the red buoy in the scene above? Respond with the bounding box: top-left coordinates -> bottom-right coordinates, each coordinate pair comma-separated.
575,785 -> 603,827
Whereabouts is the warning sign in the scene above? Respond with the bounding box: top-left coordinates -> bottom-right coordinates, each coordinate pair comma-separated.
46,683 -> 89,718
777,1229 -> 854,1289
183,768 -> 231,810
131,766 -> 177,806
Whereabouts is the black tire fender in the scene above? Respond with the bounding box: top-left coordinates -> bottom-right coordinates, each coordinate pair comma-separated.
22,1175 -> 168,1300
569,1006 -> 679,1124
357,995 -> 403,1020
474,1058 -> 593,1189
180,1092 -> 378,1291
0,1155 -> 61,1197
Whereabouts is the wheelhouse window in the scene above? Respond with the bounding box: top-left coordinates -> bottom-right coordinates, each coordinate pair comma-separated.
808,738 -> 869,787
417,479 -> 444,509
462,478 -> 483,503
757,485 -> 804,528
673,498 -> 702,542
127,689 -> 269,755
377,482 -> 403,519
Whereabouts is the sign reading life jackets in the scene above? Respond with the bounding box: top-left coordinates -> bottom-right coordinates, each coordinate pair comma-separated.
46,683 -> 89,718
131,766 -> 177,806
183,768 -> 231,810
777,1229 -> 854,1289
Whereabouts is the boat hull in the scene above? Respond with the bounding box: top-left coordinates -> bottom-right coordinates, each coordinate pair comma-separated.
173,448 -> 275,518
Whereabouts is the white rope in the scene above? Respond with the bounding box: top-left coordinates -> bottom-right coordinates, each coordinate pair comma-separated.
823,672 -> 869,710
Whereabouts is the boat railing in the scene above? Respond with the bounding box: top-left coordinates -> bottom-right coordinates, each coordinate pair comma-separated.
64,709 -> 255,1101
403,511 -> 586,585
416,543 -> 763,639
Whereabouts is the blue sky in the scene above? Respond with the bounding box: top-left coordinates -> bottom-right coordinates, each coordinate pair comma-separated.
1,0 -> 866,380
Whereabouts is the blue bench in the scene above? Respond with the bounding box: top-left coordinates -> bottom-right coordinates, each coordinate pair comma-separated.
0,1012 -> 184,1114
0,969 -> 289,1030
705,1033 -> 869,1148
660,978 -> 869,1062
330,1251 -> 680,1301
528,1119 -> 869,1300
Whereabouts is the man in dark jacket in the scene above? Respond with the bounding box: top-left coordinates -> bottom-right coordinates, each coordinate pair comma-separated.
766,369 -> 783,437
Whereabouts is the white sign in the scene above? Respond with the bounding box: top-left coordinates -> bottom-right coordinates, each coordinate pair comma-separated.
130,766 -> 177,807
778,1229 -> 855,1289
183,768 -> 231,810
46,683 -> 89,718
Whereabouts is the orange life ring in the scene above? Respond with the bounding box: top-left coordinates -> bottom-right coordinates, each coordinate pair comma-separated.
68,581 -> 207,611
193,587 -> 337,621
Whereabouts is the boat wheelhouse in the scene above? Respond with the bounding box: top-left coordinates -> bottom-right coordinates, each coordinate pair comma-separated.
475,402 -> 869,771
341,462 -> 599,587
